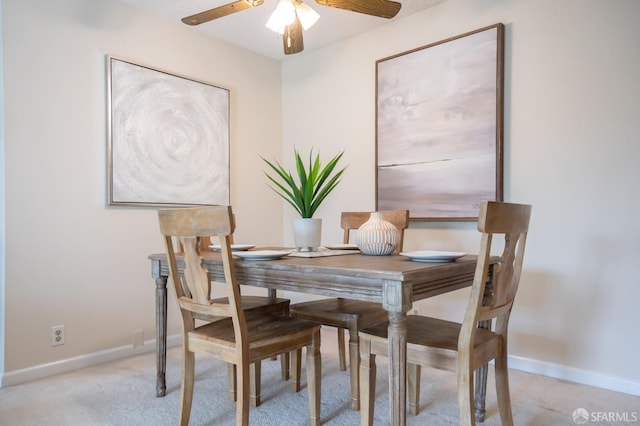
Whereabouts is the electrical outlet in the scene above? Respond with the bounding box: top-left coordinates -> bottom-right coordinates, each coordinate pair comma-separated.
133,330 -> 144,348
51,325 -> 64,346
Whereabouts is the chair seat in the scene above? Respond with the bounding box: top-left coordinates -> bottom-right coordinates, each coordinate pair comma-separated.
190,311 -> 321,363
290,299 -> 388,329
360,315 -> 499,352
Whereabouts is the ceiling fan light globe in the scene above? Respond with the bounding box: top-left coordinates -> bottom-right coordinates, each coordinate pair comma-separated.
265,21 -> 286,35
266,0 -> 296,34
296,3 -> 320,30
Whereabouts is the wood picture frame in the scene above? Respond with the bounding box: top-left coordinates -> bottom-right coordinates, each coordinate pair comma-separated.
376,24 -> 504,221
107,56 -> 230,207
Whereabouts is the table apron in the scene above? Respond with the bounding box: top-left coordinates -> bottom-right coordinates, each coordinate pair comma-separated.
151,258 -> 477,306
153,259 -> 401,304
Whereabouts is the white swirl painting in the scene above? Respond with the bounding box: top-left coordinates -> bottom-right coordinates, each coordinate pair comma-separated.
108,56 -> 229,206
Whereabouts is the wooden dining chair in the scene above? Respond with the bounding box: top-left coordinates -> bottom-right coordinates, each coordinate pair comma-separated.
175,215 -> 291,407
289,210 -> 409,410
358,201 -> 531,426
158,206 -> 322,426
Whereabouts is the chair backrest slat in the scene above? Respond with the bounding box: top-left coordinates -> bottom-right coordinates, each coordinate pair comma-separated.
341,210 -> 410,253
460,201 -> 531,349
180,236 -> 212,305
158,206 -> 245,340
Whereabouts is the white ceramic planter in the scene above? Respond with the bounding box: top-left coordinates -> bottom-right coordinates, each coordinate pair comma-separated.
293,218 -> 322,251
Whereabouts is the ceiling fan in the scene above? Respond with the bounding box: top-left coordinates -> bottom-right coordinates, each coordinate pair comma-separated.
182,0 -> 402,55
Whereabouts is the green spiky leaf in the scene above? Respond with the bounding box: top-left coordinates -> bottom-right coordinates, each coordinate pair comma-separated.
261,148 -> 347,218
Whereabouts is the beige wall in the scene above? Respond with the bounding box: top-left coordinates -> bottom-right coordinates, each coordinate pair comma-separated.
3,0 -> 640,396
2,0 -> 283,374
282,0 -> 640,394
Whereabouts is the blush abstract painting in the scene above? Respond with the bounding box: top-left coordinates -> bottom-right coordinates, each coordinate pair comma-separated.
376,24 -> 504,220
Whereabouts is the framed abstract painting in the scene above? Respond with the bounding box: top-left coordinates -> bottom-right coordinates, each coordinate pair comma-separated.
107,56 -> 230,207
376,24 -> 504,220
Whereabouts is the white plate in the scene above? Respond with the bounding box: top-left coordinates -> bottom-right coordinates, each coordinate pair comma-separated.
209,244 -> 256,252
324,243 -> 360,250
232,250 -> 290,261
399,251 -> 467,263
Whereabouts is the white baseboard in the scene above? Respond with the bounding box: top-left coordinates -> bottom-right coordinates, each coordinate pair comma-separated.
2,335 -> 638,398
1,334 -> 182,388
508,354 -> 640,396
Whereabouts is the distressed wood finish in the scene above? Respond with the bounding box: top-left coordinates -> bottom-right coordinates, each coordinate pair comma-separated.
315,0 -> 401,19
173,213 -> 291,406
158,206 -> 321,426
150,247 -> 491,425
358,201 -> 531,426
181,0 -> 262,25
154,274 -> 168,397
289,210 -> 409,410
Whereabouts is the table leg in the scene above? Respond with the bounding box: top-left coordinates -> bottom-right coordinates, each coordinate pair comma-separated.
155,275 -> 168,397
382,280 -> 411,426
267,288 -> 276,301
387,311 -> 408,426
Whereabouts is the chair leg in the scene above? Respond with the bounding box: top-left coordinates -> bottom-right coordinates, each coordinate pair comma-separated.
228,364 -> 237,401
358,338 -> 376,426
250,361 -> 261,407
495,349 -> 514,425
474,363 -> 489,423
337,328 -> 347,371
229,363 -> 263,407
281,352 -> 290,380
408,363 -> 421,415
236,360 -> 250,426
348,328 -> 360,410
307,330 -> 322,426
179,349 -> 195,426
291,349 -> 302,392
457,357 -> 476,426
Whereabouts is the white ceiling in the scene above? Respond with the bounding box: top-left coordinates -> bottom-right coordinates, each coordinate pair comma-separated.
117,0 -> 445,60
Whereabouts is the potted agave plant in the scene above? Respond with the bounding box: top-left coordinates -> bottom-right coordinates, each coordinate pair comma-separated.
262,148 -> 346,251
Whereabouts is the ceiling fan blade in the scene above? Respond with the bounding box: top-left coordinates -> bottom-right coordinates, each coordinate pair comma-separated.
182,0 -> 264,26
314,0 -> 401,19
283,16 -> 304,55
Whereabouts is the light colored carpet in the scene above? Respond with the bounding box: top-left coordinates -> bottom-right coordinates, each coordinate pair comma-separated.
0,329 -> 638,425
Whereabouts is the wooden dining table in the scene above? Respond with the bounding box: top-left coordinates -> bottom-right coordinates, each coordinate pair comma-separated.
149,249 -> 494,426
